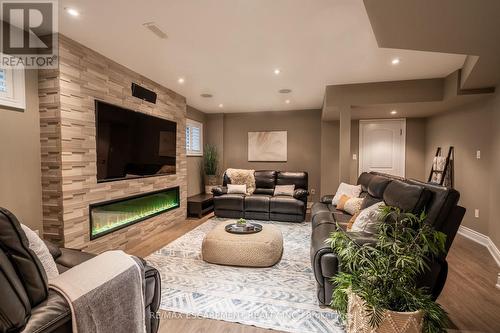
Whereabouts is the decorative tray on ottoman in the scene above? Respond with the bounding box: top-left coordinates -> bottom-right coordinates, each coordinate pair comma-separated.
225,223 -> 263,234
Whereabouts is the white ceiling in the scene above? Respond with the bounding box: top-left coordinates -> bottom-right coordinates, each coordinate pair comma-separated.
59,0 -> 466,113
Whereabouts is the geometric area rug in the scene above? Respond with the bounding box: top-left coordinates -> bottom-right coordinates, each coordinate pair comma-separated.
145,217 -> 345,333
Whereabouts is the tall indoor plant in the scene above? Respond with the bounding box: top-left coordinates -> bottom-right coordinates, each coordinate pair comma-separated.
328,206 -> 449,333
203,144 -> 219,194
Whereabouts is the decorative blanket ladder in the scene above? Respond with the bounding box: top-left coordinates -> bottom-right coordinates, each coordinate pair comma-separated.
428,146 -> 454,188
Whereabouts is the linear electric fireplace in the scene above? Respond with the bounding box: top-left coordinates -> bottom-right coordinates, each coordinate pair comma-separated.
89,187 -> 180,240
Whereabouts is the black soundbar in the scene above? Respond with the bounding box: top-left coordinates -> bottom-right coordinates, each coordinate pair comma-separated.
131,82 -> 157,104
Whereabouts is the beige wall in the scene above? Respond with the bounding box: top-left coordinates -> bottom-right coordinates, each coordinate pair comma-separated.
205,113 -> 225,182
489,91 -> 500,248
0,70 -> 42,231
186,106 -> 206,196
222,110 -> 322,201
405,118 -> 427,181
425,94 -> 498,247
320,120 -> 340,196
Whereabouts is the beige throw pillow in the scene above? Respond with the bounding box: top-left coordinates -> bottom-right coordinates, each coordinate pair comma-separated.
332,183 -> 362,206
274,185 -> 295,196
227,184 -> 247,194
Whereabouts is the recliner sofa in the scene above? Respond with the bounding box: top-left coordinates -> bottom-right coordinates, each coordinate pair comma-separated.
310,172 -> 465,305
212,170 -> 308,222
0,208 -> 161,333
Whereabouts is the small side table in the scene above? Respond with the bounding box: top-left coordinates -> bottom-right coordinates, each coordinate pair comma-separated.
187,193 -> 214,218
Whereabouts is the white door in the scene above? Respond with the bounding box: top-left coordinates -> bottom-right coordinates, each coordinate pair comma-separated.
359,119 -> 406,177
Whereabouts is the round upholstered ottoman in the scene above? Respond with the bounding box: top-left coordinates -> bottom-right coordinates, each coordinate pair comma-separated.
202,222 -> 283,267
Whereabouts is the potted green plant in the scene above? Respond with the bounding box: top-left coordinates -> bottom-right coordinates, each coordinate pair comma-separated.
236,218 -> 247,227
203,144 -> 219,194
327,206 -> 449,333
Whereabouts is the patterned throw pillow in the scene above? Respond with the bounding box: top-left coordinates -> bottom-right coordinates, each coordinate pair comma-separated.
336,194 -> 351,210
350,202 -> 385,233
337,195 -> 363,216
343,197 -> 364,215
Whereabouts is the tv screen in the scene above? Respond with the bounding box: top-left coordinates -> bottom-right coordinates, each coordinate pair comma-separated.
95,101 -> 176,182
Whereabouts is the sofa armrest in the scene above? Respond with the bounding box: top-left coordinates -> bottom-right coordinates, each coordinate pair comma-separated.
320,195 -> 334,204
55,248 -> 96,272
212,186 -> 227,196
293,188 -> 309,200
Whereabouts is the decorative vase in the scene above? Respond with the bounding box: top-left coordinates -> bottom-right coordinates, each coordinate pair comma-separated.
206,174 -> 217,185
347,292 -> 424,333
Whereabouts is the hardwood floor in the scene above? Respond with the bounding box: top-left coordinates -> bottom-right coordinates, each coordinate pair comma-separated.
129,216 -> 500,333
438,234 -> 500,333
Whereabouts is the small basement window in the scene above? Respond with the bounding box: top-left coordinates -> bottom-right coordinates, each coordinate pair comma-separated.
186,119 -> 203,156
0,54 -> 26,110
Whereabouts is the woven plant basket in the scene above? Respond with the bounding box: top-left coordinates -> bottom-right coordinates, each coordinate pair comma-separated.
347,292 -> 424,333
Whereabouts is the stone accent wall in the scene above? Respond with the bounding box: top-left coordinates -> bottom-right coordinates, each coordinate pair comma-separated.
39,34 -> 187,253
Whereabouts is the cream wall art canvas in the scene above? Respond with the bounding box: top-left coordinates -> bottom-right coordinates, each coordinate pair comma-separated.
248,131 -> 287,162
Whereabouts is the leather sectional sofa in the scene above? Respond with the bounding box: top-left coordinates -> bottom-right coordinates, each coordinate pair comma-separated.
0,208 -> 161,333
212,170 -> 308,222
310,172 -> 466,305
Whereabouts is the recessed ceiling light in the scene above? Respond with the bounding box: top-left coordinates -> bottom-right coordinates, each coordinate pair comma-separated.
218,103 -> 224,108
177,77 -> 185,84
274,68 -> 281,75
391,58 -> 400,65
200,93 -> 213,98
390,110 -> 398,115
285,99 -> 290,104
65,8 -> 80,17
279,89 -> 292,94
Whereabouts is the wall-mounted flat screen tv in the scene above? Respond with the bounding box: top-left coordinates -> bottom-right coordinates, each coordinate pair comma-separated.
95,100 -> 176,182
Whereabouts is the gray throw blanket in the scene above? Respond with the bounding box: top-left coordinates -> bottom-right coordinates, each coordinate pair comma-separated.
49,251 -> 146,333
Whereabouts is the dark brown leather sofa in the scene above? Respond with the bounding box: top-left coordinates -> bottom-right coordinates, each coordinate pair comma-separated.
0,208 -> 161,333
212,170 -> 309,222
311,172 -> 466,305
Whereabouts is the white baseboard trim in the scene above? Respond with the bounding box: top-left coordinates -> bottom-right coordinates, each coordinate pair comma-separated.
458,226 -> 500,268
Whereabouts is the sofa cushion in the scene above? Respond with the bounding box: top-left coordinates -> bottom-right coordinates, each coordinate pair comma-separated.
332,210 -> 352,224
0,208 -> 49,307
383,180 -> 431,214
244,195 -> 270,212
213,194 -> 245,211
276,171 -> 308,189
357,172 -> 374,192
254,170 -> 277,189
254,188 -> 274,195
0,247 -> 31,333
270,196 -> 305,215
361,194 -> 383,209
20,290 -> 71,333
367,175 -> 392,198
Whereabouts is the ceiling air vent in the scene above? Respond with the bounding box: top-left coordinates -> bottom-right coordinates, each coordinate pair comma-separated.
143,22 -> 168,39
